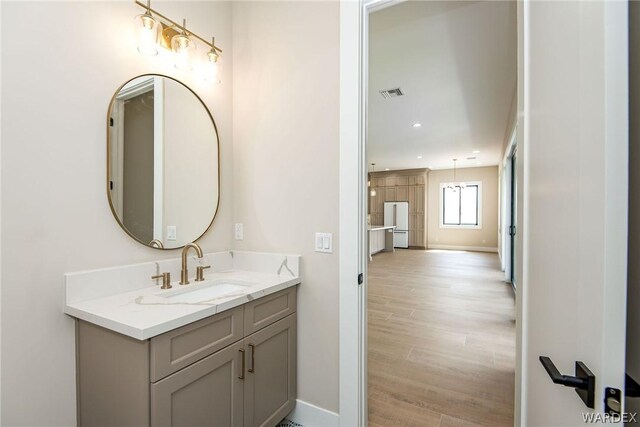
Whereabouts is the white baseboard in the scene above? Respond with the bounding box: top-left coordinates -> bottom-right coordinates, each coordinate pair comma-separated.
287,399 -> 340,427
427,244 -> 498,253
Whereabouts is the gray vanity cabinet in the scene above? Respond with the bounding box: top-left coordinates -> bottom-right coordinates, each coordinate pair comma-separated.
244,314 -> 297,427
75,286 -> 297,427
151,340 -> 245,427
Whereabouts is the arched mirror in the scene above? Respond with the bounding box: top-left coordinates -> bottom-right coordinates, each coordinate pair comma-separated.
107,74 -> 219,249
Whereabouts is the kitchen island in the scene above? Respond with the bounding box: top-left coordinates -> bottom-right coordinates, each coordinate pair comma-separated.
368,225 -> 396,261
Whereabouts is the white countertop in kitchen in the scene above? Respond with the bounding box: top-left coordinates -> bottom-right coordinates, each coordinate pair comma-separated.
368,225 -> 396,231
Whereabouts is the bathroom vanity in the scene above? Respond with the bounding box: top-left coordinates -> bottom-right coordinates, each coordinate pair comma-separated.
65,251 -> 300,427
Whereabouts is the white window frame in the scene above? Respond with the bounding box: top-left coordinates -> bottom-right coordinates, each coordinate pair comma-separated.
439,181 -> 483,229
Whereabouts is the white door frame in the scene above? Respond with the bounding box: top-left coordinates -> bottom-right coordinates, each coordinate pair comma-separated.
339,1 -> 410,426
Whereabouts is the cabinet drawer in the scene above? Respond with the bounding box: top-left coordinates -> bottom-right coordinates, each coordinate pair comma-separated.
150,306 -> 243,382
244,287 -> 296,336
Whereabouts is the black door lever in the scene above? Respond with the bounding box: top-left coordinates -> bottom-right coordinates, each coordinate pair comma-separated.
539,356 -> 595,408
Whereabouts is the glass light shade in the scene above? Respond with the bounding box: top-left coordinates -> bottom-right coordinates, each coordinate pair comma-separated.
370,189 -> 377,197
204,51 -> 223,83
133,13 -> 160,56
172,33 -> 197,71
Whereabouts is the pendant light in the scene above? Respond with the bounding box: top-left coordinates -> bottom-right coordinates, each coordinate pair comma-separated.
133,0 -> 161,56
172,19 -> 197,71
446,159 -> 466,192
370,163 -> 377,197
204,37 -> 223,83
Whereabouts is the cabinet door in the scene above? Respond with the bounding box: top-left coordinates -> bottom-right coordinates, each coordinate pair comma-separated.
408,186 -> 417,213
244,314 -> 297,427
384,187 -> 396,202
416,185 -> 425,213
151,340 -> 245,427
396,186 -> 408,202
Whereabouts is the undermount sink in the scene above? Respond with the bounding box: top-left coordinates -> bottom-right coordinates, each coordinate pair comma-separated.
157,279 -> 255,303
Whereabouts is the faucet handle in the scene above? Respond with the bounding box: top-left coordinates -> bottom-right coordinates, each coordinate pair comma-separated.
152,272 -> 172,289
195,265 -> 211,282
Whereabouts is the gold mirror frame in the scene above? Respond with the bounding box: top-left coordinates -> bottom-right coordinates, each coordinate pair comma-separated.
106,74 -> 221,250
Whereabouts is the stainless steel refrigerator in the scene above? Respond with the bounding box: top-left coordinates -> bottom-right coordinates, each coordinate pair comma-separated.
384,201 -> 409,248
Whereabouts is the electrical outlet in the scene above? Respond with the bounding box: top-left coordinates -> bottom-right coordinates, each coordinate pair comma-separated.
235,223 -> 244,240
167,226 -> 177,241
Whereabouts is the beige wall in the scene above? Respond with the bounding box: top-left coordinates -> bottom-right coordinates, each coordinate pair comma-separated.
427,166 -> 499,250
232,1 -> 340,413
1,2 -> 234,425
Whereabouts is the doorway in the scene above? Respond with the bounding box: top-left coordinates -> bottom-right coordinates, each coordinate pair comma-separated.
340,1 -> 629,426
365,1 -> 517,424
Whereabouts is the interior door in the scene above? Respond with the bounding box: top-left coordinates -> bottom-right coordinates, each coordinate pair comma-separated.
520,1 -> 628,424
627,0 -> 640,416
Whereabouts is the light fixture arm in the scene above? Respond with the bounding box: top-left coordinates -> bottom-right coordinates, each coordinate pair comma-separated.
134,0 -> 222,53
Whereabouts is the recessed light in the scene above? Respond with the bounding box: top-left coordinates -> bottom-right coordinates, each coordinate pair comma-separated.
385,168 -> 390,171
473,150 -> 480,154
417,155 -> 422,159
412,123 -> 422,128
477,162 -> 482,165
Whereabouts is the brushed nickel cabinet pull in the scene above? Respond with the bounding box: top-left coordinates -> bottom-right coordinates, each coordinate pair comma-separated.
248,344 -> 255,373
238,349 -> 245,380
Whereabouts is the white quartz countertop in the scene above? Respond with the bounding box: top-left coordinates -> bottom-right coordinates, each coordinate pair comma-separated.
64,251 -> 301,340
368,225 -> 396,231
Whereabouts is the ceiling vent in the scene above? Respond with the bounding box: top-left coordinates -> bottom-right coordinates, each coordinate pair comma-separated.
467,156 -> 477,160
380,88 -> 404,99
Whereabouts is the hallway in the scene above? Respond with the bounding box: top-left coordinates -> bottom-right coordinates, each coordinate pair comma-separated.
367,249 -> 515,427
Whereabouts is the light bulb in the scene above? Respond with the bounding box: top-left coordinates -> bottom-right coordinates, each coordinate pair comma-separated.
205,50 -> 223,83
172,20 -> 197,71
370,189 -> 377,197
133,12 -> 160,55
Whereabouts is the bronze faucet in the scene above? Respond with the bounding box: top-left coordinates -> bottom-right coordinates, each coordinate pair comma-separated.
180,243 -> 204,285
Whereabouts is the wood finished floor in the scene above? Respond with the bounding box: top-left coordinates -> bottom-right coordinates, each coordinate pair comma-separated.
367,249 -> 515,427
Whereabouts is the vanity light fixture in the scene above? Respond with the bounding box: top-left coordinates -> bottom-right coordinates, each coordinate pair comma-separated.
132,0 -> 223,81
204,37 -> 223,83
172,19 -> 197,71
133,0 -> 161,55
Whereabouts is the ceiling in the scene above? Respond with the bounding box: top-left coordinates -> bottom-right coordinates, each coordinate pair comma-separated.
368,1 -> 517,171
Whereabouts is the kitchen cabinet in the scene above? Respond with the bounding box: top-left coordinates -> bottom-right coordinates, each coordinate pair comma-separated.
369,169 -> 427,248
76,287 -> 298,427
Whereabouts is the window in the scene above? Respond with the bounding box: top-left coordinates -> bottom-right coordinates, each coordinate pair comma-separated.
440,182 -> 482,228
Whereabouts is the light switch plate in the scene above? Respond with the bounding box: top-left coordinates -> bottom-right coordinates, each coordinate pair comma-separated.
235,223 -> 244,240
315,232 -> 333,253
167,226 -> 177,241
